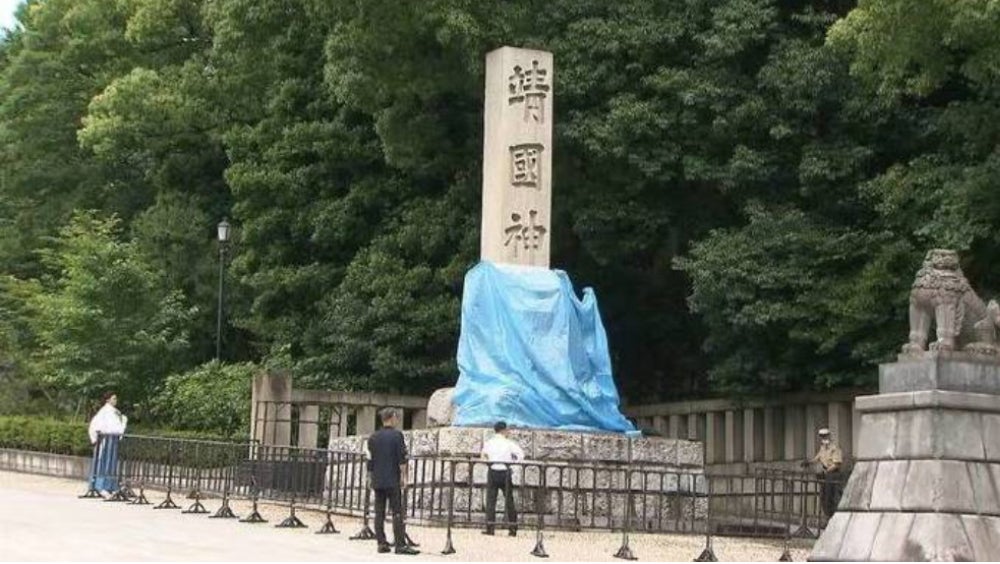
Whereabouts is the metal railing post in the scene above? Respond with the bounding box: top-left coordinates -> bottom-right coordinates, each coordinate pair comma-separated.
694,475 -> 717,562
441,460 -> 457,555
530,463 -> 549,558
614,439 -> 638,560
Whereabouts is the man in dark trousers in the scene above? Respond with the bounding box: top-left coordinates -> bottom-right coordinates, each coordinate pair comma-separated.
366,407 -> 419,555
480,420 -> 525,536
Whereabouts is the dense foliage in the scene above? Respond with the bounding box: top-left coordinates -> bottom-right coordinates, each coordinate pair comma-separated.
151,361 -> 254,436
1,0 -> 997,426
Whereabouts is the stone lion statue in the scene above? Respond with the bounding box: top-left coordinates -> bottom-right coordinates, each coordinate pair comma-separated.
902,249 -> 1000,355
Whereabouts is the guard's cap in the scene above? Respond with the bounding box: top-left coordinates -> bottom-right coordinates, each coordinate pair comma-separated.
818,428 -> 831,436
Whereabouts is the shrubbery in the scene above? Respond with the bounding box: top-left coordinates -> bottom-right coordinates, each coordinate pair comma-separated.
0,417 -> 90,456
0,416 -> 246,457
151,361 -> 255,437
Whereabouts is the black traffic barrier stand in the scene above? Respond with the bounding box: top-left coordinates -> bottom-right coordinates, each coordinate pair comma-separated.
183,444 -> 209,514
792,473 -> 815,539
778,476 -> 794,561
210,486 -> 238,519
240,485 -> 267,523
350,485 -> 376,540
155,442 -> 180,509
107,483 -> 135,503
79,434 -> 104,499
316,507 -> 340,534
182,490 -> 209,514
275,500 -> 307,529
530,466 -> 549,559
694,476 -> 717,562
316,456 -> 339,534
131,484 -> 151,506
276,448 -> 308,528
614,449 -> 638,561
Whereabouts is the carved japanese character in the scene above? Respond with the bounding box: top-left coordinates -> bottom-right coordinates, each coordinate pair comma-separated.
508,60 -> 550,123
503,210 -> 547,257
510,144 -> 543,188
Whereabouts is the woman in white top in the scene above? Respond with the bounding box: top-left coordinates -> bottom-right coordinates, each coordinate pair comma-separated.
87,392 -> 128,494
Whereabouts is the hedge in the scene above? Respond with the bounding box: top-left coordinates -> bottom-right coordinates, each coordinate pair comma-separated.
0,417 -> 91,456
0,416 -> 246,458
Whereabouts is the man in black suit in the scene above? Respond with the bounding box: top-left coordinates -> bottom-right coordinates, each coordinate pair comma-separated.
367,407 -> 419,555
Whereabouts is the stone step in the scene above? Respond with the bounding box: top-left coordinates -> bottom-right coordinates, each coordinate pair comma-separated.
839,459 -> 1000,515
810,511 -> 1000,561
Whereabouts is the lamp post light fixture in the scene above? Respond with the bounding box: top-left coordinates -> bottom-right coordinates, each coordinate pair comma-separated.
215,219 -> 231,362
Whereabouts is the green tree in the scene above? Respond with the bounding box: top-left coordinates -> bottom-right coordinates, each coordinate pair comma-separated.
829,0 -> 1000,285
0,0 -> 136,278
28,212 -> 195,407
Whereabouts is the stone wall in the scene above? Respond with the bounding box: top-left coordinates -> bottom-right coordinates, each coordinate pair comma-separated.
625,389 -> 866,472
0,448 -> 91,479
329,426 -> 703,468
251,371 -> 429,449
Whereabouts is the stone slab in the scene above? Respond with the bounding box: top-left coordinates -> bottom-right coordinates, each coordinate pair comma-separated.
676,441 -> 703,467
855,412 -> 897,460
856,389 -> 1000,414
868,512 -> 915,561
901,460 -> 977,514
408,429 -> 438,456
853,393 -> 1000,462
906,513 -> 975,561
968,462 -> 1000,515
937,410 -> 986,459
985,414 -> 1000,460
631,435 -> 679,465
869,460 -> 908,511
892,409 -> 934,458
533,430 -> 584,460
880,355 -> 1000,395
838,460 -> 875,511
808,512 -> 850,561
836,512 -> 881,561
961,515 -> 1000,561
436,426 -> 487,455
581,434 -> 629,462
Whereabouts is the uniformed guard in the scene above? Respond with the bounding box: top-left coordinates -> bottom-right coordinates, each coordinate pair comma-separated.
809,428 -> 844,517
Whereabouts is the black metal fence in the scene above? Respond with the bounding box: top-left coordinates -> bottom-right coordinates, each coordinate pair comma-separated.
79,433 -> 846,560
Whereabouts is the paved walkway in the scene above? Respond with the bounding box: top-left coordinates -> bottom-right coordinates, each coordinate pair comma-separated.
0,471 -> 812,561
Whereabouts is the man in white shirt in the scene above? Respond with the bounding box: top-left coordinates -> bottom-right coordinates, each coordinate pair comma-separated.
480,421 -> 525,536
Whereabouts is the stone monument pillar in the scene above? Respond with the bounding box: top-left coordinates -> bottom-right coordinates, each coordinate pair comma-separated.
428,46 -> 555,427
810,249 -> 1000,561
480,46 -> 553,268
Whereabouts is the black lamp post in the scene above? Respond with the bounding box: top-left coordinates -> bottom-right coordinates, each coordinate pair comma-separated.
215,219 -> 231,361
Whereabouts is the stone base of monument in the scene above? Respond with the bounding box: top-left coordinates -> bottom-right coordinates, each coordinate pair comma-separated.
329,426 -> 706,529
809,353 -> 1000,561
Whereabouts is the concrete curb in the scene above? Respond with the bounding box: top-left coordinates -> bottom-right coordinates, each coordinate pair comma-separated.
0,448 -> 90,479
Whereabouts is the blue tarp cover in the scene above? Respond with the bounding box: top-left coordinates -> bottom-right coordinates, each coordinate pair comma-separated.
452,261 -> 636,433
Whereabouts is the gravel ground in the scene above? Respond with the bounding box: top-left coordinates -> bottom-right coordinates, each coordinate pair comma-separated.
0,471 -> 814,561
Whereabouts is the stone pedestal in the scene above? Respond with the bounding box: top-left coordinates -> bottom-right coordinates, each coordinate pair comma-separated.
810,354 -> 1000,561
